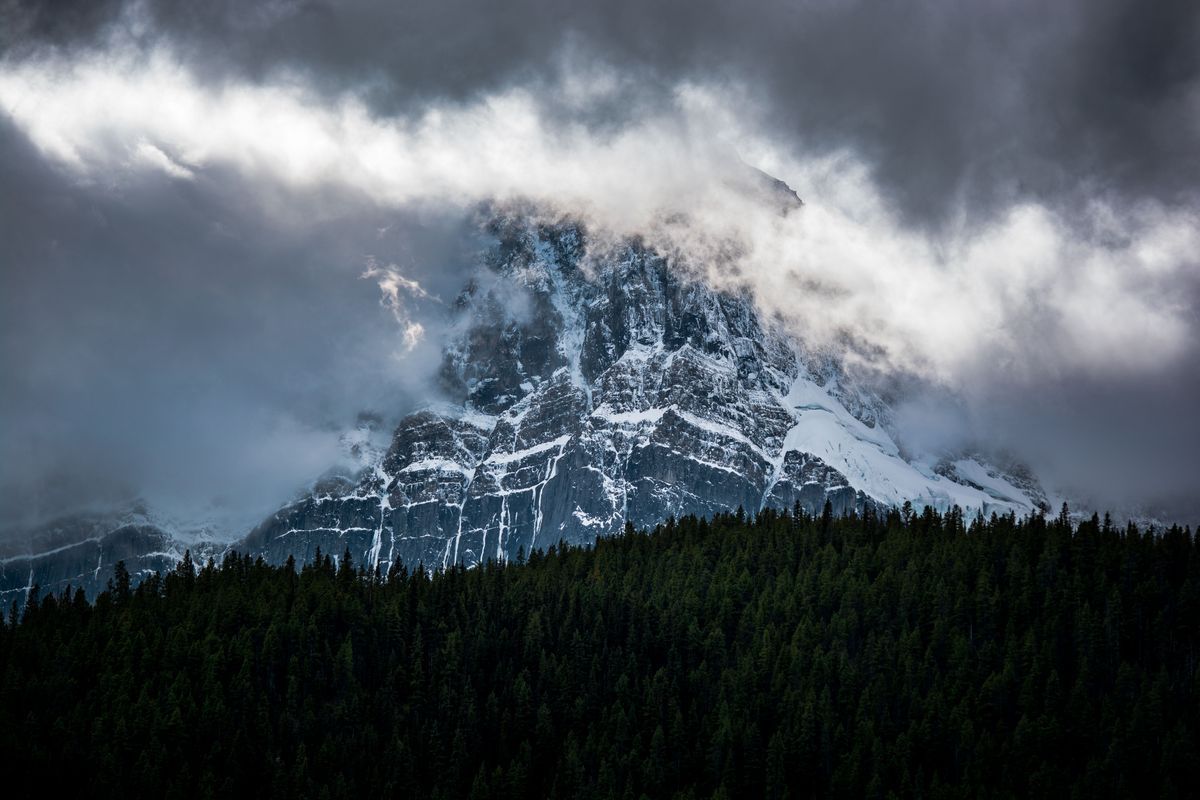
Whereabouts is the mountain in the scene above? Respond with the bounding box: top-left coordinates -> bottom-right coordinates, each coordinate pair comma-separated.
1,191 -> 1048,606
241,206 -> 1044,575
0,504 -> 220,609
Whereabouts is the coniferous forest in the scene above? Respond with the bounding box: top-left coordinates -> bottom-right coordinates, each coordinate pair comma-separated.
3,505 -> 1200,799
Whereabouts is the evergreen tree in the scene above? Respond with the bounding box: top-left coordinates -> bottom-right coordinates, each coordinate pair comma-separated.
3,506 -> 1198,798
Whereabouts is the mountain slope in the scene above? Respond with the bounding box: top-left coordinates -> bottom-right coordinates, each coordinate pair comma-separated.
243,212 -> 1041,573
0,505 -> 202,607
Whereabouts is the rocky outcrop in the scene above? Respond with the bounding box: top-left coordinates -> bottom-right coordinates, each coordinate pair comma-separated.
0,509 -> 191,607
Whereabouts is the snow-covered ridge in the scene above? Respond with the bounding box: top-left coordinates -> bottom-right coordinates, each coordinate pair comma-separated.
765,376 -> 1028,513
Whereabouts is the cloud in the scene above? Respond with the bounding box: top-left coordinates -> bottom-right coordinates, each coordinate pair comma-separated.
0,50 -> 754,231
361,256 -> 434,351
0,109 -> 455,532
133,139 -> 194,180
5,0 -> 1197,226
11,51 -> 1188,380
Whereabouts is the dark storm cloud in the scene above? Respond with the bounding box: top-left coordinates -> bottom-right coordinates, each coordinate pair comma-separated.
5,0 -> 1198,227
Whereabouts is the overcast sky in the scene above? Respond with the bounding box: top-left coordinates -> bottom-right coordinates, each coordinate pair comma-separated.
2,0 -> 1198,529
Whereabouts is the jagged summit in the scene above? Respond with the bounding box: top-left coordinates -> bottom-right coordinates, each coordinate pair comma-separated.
242,214 -> 1042,573
741,164 -> 805,212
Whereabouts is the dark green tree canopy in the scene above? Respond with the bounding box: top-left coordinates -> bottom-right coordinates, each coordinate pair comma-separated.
3,506 -> 1198,798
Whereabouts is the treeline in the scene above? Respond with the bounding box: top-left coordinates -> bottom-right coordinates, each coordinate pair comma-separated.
2,504 -> 1199,798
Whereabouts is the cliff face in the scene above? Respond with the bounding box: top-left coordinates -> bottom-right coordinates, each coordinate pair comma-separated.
243,214 -> 1039,573
0,506 -> 198,608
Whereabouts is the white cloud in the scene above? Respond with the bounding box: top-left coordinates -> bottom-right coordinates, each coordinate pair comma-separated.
133,139 -> 194,179
2,48 -> 1195,395
361,257 -> 433,351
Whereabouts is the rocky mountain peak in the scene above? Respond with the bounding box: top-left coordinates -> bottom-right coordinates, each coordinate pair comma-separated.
2,200 -> 1049,604
242,210 -> 1045,574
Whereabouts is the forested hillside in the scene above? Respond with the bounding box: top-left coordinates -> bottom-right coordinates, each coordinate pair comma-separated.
3,505 -> 1199,798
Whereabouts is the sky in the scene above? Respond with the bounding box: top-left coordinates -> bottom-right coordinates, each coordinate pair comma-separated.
1,0 -> 1198,531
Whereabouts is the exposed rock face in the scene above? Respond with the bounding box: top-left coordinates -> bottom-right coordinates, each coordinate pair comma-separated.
0,508 -> 192,607
242,214 -> 1039,573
